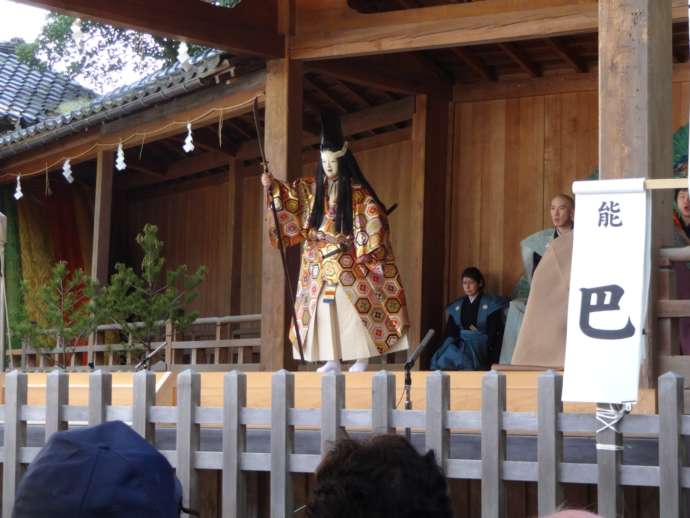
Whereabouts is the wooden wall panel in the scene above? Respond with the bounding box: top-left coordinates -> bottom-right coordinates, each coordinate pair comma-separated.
450,92 -> 596,299
122,174 -> 233,317
450,78 -> 688,302
239,175 -> 264,316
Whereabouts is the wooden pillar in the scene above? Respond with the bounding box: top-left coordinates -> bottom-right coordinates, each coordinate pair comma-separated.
91,149 -> 114,284
261,1 -> 303,370
411,94 -> 451,365
226,159 -> 243,364
599,0 -> 672,387
228,159 -> 243,317
89,149 -> 114,365
597,1 -> 671,515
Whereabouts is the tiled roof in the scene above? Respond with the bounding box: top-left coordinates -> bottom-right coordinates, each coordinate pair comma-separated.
0,40 -> 95,128
0,48 -> 231,155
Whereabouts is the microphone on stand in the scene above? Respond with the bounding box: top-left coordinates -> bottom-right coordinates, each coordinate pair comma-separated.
402,329 -> 435,441
404,329 -> 435,372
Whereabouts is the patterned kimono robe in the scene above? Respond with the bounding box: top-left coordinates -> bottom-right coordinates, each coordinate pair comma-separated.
266,177 -> 409,361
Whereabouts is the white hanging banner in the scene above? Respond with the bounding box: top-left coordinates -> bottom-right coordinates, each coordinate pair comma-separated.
562,178 -> 651,404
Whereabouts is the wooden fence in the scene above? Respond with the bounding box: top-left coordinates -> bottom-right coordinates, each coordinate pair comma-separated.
10,314 -> 262,372
657,246 -> 690,383
0,368 -> 686,517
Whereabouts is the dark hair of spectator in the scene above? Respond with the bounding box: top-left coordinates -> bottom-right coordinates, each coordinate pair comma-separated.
306,435 -> 452,518
461,266 -> 485,290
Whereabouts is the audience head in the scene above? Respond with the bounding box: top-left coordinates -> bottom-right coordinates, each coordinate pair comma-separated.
546,510 -> 601,518
461,266 -> 485,298
13,420 -> 183,518
307,434 -> 452,518
550,194 -> 575,231
676,188 -> 690,221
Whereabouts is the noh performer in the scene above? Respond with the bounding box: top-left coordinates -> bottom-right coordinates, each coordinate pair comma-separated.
261,113 -> 409,373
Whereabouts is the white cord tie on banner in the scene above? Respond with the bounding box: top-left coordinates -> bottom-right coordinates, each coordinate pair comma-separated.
595,443 -> 624,452
595,402 -> 633,434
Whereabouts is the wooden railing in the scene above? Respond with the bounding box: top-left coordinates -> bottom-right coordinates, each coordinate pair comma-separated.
0,368 -> 686,517
657,246 -> 690,380
9,314 -> 262,372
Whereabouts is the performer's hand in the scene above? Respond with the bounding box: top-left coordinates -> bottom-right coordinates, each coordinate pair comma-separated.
261,172 -> 273,189
336,234 -> 353,249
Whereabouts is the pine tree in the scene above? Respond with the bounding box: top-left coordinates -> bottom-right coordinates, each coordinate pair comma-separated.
14,262 -> 97,368
97,224 -> 206,368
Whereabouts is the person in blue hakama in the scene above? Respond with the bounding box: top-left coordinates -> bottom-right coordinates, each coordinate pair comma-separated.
430,267 -> 507,371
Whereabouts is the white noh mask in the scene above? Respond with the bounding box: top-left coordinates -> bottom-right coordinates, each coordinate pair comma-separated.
320,142 -> 348,179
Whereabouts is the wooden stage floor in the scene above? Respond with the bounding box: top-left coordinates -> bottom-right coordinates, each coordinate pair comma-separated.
0,370 -> 657,414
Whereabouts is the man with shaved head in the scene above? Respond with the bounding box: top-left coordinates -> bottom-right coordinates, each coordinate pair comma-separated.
499,194 -> 574,365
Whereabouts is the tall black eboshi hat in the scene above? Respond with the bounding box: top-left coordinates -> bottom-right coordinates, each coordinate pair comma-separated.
320,111 -> 346,152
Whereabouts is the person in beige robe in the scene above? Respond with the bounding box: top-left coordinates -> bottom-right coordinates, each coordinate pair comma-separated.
511,231 -> 574,368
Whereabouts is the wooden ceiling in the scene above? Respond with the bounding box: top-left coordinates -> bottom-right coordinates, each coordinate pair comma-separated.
16,0 -> 688,193
98,14 -> 689,191
347,0 -> 688,83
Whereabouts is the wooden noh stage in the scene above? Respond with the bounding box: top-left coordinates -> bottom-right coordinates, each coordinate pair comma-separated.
0,0 -> 689,516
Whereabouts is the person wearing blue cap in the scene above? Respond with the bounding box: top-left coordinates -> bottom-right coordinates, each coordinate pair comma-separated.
13,420 -> 187,517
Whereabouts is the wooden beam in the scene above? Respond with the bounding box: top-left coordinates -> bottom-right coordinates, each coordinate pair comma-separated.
167,151 -> 232,178
236,97 -> 415,160
103,71 -> 266,137
598,0 -> 672,394
293,0 -> 687,60
15,0 -> 283,58
126,162 -> 166,179
453,63 -> 690,103
91,149 -> 114,285
543,37 -> 587,73
304,75 -> 376,137
226,119 -> 253,141
293,0 -> 599,60
334,80 -> 371,108
497,42 -> 541,78
306,57 -> 451,97
392,0 -> 420,8
0,73 -> 264,181
121,148 -> 167,178
302,127 -> 411,164
451,47 -> 496,81
261,58 -> 303,371
304,75 -> 348,114
122,150 -> 233,189
412,52 -> 455,84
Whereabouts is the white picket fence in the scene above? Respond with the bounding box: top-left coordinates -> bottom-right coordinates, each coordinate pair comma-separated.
0,368 -> 686,517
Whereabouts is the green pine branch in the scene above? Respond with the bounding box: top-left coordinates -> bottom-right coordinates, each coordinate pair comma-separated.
96,224 -> 206,361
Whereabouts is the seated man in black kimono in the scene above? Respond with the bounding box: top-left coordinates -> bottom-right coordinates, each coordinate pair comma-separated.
430,267 -> 507,371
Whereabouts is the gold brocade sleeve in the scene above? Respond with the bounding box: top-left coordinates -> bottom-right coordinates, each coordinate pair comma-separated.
266,177 -> 314,249
352,188 -> 390,264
